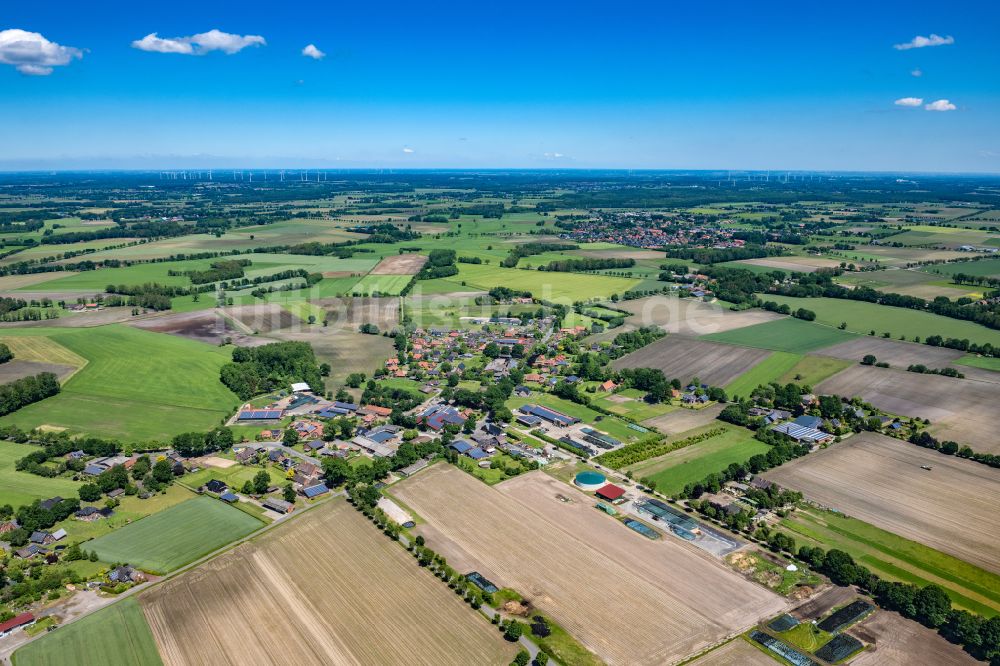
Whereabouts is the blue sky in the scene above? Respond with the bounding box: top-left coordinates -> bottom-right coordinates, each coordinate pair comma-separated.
1,0 -> 998,171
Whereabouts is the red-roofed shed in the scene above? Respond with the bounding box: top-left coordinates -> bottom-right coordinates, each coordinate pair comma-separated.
595,484 -> 625,501
0,612 -> 34,636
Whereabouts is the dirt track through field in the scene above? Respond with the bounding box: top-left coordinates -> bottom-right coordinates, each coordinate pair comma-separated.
613,336 -> 771,386
395,466 -> 786,666
141,500 -> 515,666
817,364 -> 1000,453
766,432 -> 1000,574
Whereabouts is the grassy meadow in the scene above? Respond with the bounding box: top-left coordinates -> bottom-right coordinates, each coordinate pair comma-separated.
703,317 -> 858,353
86,496 -> 263,573
0,326 -> 239,441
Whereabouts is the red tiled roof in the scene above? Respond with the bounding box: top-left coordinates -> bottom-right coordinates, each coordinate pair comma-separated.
0,612 -> 34,634
595,484 -> 625,501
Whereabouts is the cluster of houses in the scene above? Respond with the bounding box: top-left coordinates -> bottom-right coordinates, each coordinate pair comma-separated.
448,421 -> 551,466
559,210 -> 749,250
80,451 -> 183,478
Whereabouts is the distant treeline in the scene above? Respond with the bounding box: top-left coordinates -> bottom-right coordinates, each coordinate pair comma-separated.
663,244 -> 781,264
500,242 -> 577,268
540,257 -> 634,272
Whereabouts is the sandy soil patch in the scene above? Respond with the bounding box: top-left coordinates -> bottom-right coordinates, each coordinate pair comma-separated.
394,466 -> 786,666
738,256 -> 843,272
131,309 -> 271,347
141,500 -> 516,666
578,248 -> 664,260
642,403 -> 725,435
766,432 -> 1000,574
370,253 -> 428,275
613,296 -> 782,336
684,638 -> 776,666
613,336 -> 771,386
815,337 -> 963,367
197,456 -> 236,469
0,359 -> 76,383
816,364 -> 1000,454
0,272 -> 78,291
850,611 -> 979,665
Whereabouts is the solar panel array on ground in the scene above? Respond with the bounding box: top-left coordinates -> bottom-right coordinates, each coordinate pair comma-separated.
750,631 -> 820,666
817,600 -> 874,633
623,518 -> 661,540
815,634 -> 864,662
238,409 -> 283,420
768,614 -> 800,632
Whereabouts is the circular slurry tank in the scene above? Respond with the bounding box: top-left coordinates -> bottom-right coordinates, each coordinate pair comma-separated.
574,470 -> 607,492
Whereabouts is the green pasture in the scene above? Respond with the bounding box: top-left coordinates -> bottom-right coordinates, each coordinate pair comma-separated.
777,355 -> 851,387
782,508 -> 1000,617
762,295 -> 1000,346
86,495 -> 263,573
923,258 -> 1000,279
0,440 -> 81,508
954,354 -> 1000,372
725,352 -> 802,397
627,427 -> 769,495
0,325 -> 239,441
13,597 -> 163,666
589,389 -> 676,421
703,317 -> 858,353
455,263 -> 641,302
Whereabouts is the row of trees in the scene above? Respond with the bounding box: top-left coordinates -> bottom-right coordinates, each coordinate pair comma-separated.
0,372 -> 59,417
539,257 -> 635,272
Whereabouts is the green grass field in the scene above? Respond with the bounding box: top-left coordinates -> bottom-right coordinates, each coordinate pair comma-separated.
12,597 -> 162,666
954,354 -> 1000,372
776,355 -> 852,387
763,295 -> 1000,346
923,259 -> 1000,278
85,495 -> 263,573
0,441 -> 81,508
0,326 -> 239,441
703,317 -> 858,353
781,508 -> 1000,617
589,388 -> 676,421
627,427 -> 770,495
725,352 -> 802,397
350,274 -> 413,295
455,263 -> 641,302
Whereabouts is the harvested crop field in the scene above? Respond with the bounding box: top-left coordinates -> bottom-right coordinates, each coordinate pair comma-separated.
0,358 -> 76,383
641,403 -> 724,435
850,611 -> 979,666
613,336 -> 771,387
766,432 -> 1000,575
737,256 -> 843,272
395,466 -> 786,666
140,499 -> 516,666
370,253 -> 428,274
317,296 -> 401,332
816,364 -> 1000,453
815,336 -> 963,367
612,296 -> 781,336
222,303 -> 301,334
684,638 -> 775,666
131,310 -> 269,347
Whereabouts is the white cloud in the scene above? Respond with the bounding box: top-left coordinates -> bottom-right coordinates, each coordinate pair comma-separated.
894,34 -> 954,50
911,68 -> 923,77
543,152 -> 566,159
302,44 -> 325,60
402,147 -> 414,154
925,99 -> 956,111
894,97 -> 924,107
131,29 -> 265,55
0,29 -> 83,75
